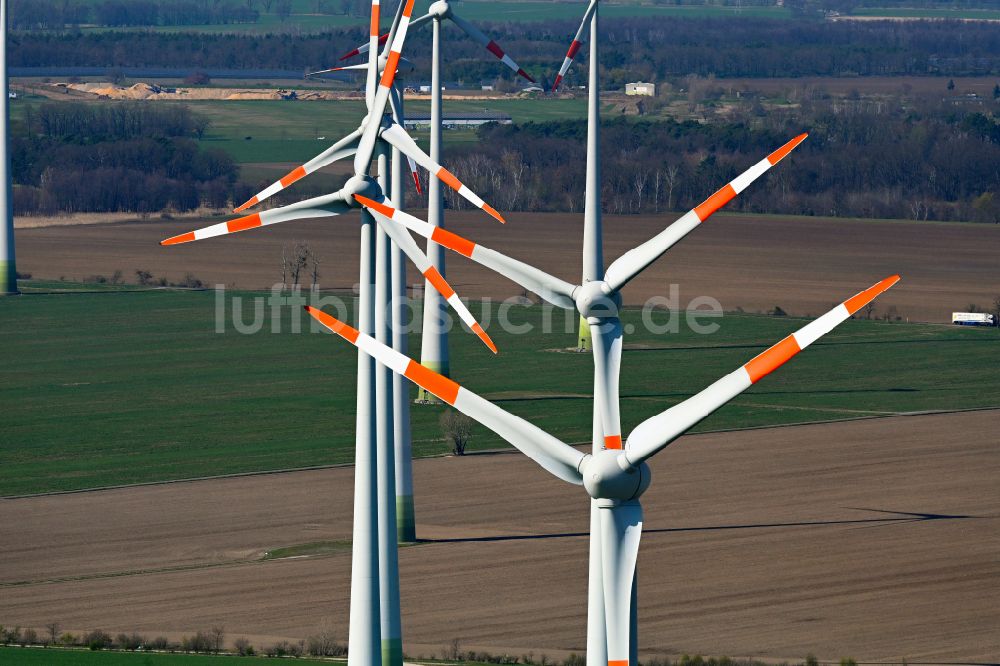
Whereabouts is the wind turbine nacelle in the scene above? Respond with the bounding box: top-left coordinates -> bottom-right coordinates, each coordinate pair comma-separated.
582,450 -> 651,501
428,0 -> 452,19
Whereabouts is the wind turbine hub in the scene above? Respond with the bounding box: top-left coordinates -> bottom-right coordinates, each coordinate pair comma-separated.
428,0 -> 451,18
343,175 -> 381,204
581,449 -> 651,501
575,281 -> 620,319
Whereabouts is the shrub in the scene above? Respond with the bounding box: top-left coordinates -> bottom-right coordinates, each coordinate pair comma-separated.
147,636 -> 170,650
84,630 -> 112,650
233,637 -> 254,656
306,629 -> 346,656
22,628 -> 38,645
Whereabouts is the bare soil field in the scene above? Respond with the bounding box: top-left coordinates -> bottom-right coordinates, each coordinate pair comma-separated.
14,212 -> 1000,322
2,410 -> 998,663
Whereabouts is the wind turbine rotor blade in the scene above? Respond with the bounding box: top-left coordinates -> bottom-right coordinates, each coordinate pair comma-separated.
354,195 -> 576,309
360,196 -> 498,353
379,123 -> 506,223
306,307 -> 587,484
365,0 -> 381,109
407,155 -> 422,194
591,319 -> 624,450
355,0 -> 418,173
339,33 -> 388,61
602,133 -> 808,294
600,500 -> 643,666
624,275 -> 901,465
234,129 -> 361,213
162,191 -> 351,245
386,85 -> 421,194
552,0 -> 596,91
447,11 -> 535,82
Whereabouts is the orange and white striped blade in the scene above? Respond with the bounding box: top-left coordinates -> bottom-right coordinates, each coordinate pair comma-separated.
306,305 -> 586,484
339,33 -> 388,61
600,500 -> 642,666
163,191 -> 351,245
234,129 -> 361,213
353,194 -> 577,309
448,12 -> 535,82
356,195 -> 497,353
406,155 -> 422,194
355,0 -> 417,173
552,0 -> 596,91
365,0 -> 381,109
625,275 -> 900,465
603,133 -> 808,293
379,123 -> 505,223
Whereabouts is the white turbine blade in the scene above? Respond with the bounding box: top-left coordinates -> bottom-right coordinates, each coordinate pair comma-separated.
365,201 -> 498,354
162,190 -> 351,245
386,86 -> 423,195
603,133 -> 808,294
380,123 -> 506,223
591,319 -> 624,450
600,500 -> 643,666
306,306 -> 587,484
625,275 -> 901,465
447,11 -> 535,82
354,194 -> 576,309
234,128 -> 361,213
552,0 -> 596,91
355,0 -> 418,173
365,0 -> 381,109
308,64 -> 366,76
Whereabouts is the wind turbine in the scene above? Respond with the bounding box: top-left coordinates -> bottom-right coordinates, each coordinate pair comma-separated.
1,0 -> 17,296
307,237 -> 899,666
332,132 -> 895,665
340,1 -> 535,541
159,0 -> 504,662
342,0 -> 534,404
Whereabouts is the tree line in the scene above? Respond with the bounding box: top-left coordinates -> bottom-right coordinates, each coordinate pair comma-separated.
404,97 -> 1000,223
10,0 -> 260,30
11,16 -> 1000,84
12,103 -> 239,215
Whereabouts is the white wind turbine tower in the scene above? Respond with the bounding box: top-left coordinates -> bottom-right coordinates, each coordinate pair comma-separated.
0,0 -> 17,296
159,0 -> 506,661
324,131 -> 902,664
340,1 -> 535,540
553,0 -> 599,352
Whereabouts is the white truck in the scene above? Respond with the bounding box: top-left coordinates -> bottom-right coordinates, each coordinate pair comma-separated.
952,312 -> 996,326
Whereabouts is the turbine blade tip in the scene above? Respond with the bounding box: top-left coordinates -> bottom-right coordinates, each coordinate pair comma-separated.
482,203 -> 506,224
161,231 -> 196,246
767,132 -> 809,165
517,68 -> 536,83
472,323 -> 498,354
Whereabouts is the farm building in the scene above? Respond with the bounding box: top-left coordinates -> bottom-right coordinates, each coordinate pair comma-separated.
626,81 -> 656,96
403,110 -> 513,129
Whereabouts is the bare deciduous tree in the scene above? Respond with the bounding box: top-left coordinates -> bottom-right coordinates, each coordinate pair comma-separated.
440,410 -> 473,455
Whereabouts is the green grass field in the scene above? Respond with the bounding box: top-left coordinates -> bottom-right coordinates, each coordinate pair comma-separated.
2,281 -> 998,497
190,98 -> 589,164
68,0 -> 791,35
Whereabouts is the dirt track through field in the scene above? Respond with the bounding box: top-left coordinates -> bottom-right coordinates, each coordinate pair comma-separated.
3,410 -> 998,663
14,212 -> 1000,323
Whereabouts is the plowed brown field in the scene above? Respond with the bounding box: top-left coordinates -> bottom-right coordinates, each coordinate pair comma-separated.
15,212 -> 1000,323
3,410 -> 998,663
